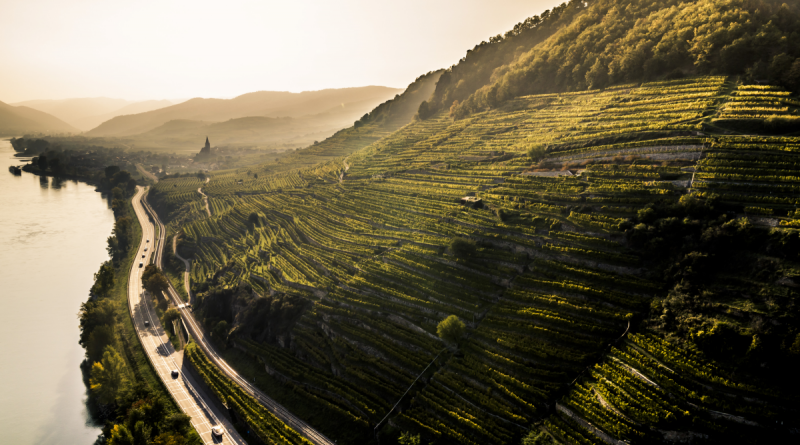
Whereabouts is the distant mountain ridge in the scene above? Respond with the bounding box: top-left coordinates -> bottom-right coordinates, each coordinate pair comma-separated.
86,86 -> 403,137
0,100 -> 78,135
11,97 -> 173,131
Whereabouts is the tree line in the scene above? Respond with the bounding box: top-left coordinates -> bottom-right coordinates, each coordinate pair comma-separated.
417,0 -> 800,120
77,170 -> 200,444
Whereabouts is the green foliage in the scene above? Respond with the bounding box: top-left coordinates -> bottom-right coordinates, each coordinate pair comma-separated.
108,424 -> 134,445
449,237 -> 477,258
446,0 -> 800,118
212,320 -> 229,341
527,144 -> 547,162
522,430 -> 554,445
79,298 -> 116,349
90,346 -> 127,405
399,431 -> 421,445
437,315 -> 466,344
184,342 -> 312,444
162,307 -> 181,327
143,265 -> 170,300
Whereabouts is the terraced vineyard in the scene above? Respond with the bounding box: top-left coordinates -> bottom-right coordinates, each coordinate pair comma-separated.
151,76 -> 800,444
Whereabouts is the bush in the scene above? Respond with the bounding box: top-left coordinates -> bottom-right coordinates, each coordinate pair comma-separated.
527,144 -> 548,162
437,315 -> 465,344
450,237 -> 477,258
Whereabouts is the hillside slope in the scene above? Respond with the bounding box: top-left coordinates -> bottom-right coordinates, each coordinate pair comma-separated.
419,0 -> 800,119
0,101 -> 78,135
145,2 -> 800,444
87,86 -> 402,137
251,70 -> 443,175
153,75 -> 800,444
72,99 -> 173,131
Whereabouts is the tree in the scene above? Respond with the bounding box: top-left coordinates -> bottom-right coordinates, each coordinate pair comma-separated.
133,421 -> 152,445
79,299 -> 117,347
144,271 -> 169,299
449,100 -> 460,118
437,315 -> 465,344
113,216 -> 133,252
163,307 -> 181,328
86,325 -> 115,362
399,431 -> 421,445
10,137 -> 25,152
37,155 -> 48,170
105,165 -> 121,179
450,237 -> 477,258
29,139 -> 50,154
213,320 -> 229,340
108,424 -> 135,445
111,170 -> 132,188
91,261 -> 116,298
417,100 -> 435,120
151,432 -> 187,445
248,212 -> 260,226
90,346 -> 127,405
527,144 -> 547,162
47,157 -> 61,173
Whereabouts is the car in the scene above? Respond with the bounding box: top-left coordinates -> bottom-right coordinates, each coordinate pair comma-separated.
139,262 -> 143,268
147,239 -> 150,243
142,254 -> 145,258
211,426 -> 224,437
144,320 -> 150,327
171,369 -> 180,378
144,247 -> 148,251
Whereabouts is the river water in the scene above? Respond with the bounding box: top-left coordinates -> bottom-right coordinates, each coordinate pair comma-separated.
0,139 -> 113,444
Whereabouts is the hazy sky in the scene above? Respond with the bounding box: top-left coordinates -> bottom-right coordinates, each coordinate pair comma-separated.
1,0 -> 564,103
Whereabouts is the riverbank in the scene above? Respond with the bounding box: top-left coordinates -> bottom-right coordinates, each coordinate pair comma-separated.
78,189 -> 203,444
0,142 -> 112,445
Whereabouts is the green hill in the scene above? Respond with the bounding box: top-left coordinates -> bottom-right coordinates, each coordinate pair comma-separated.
421,0 -> 800,119
147,2 -> 800,444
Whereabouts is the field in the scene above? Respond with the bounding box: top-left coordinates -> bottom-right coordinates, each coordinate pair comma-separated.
149,76 -> 800,444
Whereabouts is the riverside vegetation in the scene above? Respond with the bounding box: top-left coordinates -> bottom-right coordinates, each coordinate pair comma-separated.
63,0 -> 800,444
77,180 -> 204,444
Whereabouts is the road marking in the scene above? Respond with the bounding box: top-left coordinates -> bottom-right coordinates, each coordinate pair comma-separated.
143,190 -> 335,445
129,188 -> 244,445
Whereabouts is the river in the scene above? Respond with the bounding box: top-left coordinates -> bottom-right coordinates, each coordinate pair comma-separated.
0,139 -> 114,444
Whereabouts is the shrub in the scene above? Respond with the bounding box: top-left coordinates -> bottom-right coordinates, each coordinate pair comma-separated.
437,315 -> 465,344
450,237 -> 477,258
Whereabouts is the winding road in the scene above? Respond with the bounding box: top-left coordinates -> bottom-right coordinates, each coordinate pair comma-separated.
141,190 -> 335,445
129,187 -> 246,445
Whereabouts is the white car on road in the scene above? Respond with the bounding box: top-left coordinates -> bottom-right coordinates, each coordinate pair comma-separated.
212,426 -> 224,437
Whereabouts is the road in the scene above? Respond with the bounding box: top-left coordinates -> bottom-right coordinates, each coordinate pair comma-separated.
141,191 -> 335,445
129,187 -> 246,445
198,187 -> 211,217
135,163 -> 159,183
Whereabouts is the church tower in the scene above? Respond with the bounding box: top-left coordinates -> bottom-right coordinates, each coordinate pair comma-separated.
204,137 -> 210,151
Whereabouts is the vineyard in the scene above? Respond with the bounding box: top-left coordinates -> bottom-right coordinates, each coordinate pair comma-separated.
151,76 -> 800,445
